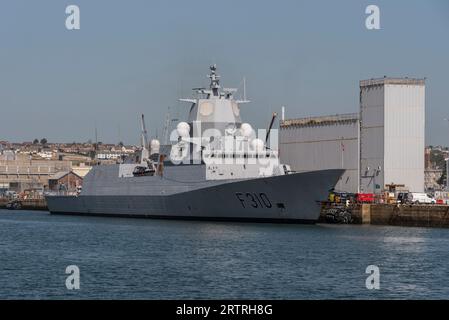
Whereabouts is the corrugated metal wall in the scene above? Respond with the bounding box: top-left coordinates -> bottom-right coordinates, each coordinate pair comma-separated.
280,119 -> 359,193
384,84 -> 425,192
360,82 -> 425,193
360,85 -> 385,193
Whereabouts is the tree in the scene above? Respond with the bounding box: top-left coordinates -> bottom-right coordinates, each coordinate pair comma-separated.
33,139 -> 39,145
40,138 -> 48,145
430,149 -> 446,169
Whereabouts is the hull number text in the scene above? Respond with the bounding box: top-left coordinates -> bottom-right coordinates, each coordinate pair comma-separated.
235,192 -> 272,209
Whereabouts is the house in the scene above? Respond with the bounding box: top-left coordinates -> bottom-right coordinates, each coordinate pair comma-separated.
48,171 -> 83,191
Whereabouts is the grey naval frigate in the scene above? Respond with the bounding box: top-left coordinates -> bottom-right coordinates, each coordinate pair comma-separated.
46,65 -> 344,223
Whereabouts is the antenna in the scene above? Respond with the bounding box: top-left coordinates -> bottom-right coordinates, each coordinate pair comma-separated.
236,76 -> 250,104
265,112 -> 278,145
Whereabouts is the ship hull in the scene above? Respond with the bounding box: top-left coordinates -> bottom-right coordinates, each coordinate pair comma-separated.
46,169 -> 343,223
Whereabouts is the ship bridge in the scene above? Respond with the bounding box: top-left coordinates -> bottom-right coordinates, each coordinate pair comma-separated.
180,65 -> 248,135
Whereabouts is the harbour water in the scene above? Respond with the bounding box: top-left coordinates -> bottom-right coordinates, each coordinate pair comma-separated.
1,209 -> 448,299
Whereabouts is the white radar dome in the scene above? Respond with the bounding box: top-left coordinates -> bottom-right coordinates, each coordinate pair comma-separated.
251,138 -> 265,152
240,123 -> 253,137
150,139 -> 160,154
176,122 -> 190,138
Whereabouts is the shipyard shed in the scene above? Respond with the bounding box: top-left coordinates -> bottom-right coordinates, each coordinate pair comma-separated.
280,113 -> 360,193
359,78 -> 425,193
280,77 -> 426,194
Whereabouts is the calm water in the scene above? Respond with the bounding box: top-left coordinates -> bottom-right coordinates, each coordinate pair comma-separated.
0,209 -> 448,299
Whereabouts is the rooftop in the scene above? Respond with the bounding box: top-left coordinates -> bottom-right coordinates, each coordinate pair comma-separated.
280,113 -> 359,128
360,77 -> 425,87
48,171 -> 82,180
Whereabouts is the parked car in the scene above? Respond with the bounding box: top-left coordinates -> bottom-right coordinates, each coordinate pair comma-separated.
396,192 -> 409,204
407,193 -> 436,204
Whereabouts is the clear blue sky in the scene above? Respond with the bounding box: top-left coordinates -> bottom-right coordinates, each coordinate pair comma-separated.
1,0 -> 448,145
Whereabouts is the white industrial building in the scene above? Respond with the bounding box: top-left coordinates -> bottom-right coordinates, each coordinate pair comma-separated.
280,114 -> 360,193
359,78 -> 425,193
280,77 -> 426,194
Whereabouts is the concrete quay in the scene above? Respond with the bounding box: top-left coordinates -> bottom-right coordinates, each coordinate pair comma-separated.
321,203 -> 449,228
0,198 -> 48,211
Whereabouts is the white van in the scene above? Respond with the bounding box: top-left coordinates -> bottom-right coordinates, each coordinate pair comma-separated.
407,193 -> 436,204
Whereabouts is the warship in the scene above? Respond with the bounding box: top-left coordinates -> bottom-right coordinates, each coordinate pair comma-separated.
46,65 -> 344,223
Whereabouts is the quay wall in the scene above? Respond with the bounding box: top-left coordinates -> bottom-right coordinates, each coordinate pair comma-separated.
368,204 -> 449,228
321,203 -> 449,228
0,198 -> 48,211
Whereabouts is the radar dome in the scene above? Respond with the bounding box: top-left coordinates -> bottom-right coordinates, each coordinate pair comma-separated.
240,123 -> 253,137
251,138 -> 265,152
150,139 -> 160,154
176,122 -> 190,138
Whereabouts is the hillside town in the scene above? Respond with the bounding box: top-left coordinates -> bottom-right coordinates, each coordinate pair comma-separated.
0,139 -> 137,198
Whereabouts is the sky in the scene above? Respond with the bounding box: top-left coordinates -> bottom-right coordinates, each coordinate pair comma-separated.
0,0 -> 448,146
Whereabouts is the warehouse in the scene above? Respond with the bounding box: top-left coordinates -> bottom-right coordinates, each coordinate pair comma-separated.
280,114 -> 360,193
279,77 -> 425,194
359,78 -> 425,193
0,157 -> 72,192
